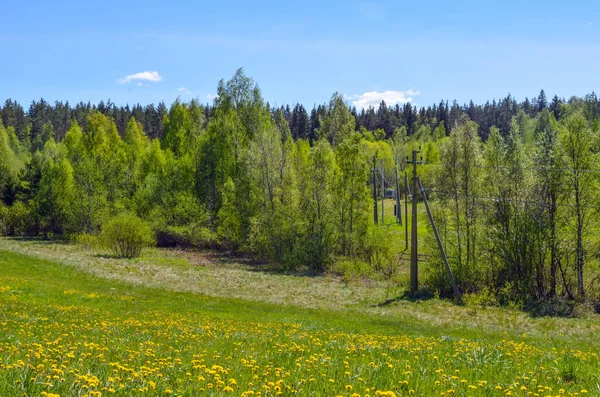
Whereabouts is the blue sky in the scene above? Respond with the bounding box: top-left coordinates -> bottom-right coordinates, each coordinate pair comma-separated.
1,0 -> 599,110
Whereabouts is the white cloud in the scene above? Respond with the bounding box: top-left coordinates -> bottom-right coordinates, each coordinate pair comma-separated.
587,22 -> 594,26
348,90 -> 420,109
137,82 -> 144,87
117,71 -> 163,84
359,2 -> 385,21
177,87 -> 192,95
206,94 -> 218,101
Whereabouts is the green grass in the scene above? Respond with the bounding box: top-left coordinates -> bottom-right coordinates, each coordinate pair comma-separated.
0,240 -> 599,396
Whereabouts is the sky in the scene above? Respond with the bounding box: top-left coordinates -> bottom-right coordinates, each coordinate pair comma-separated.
1,0 -> 599,110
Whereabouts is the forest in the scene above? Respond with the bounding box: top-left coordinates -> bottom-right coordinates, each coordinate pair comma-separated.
2,68 -> 600,306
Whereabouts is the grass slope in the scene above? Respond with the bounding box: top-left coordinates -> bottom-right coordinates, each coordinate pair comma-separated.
0,241 -> 599,396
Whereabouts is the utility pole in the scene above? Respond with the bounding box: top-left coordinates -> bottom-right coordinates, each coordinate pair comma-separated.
417,177 -> 462,304
394,157 -> 402,225
381,159 -> 385,225
407,149 -> 424,295
404,172 -> 409,251
372,155 -> 378,225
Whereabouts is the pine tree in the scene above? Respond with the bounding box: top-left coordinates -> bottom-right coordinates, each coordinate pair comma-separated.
537,89 -> 548,112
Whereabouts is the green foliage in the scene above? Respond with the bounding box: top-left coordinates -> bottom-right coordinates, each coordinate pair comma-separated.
5,126 -> 24,155
246,113 -> 302,266
559,110 -> 597,297
364,227 -> 396,279
0,202 -> 7,236
463,287 -> 498,307
331,258 -> 374,282
432,121 -> 446,141
334,133 -> 370,257
414,124 -> 432,141
6,201 -> 32,236
0,124 -> 22,200
150,191 -> 213,248
74,232 -> 102,251
436,119 -> 483,290
373,128 -> 386,141
35,140 -> 76,235
31,121 -> 55,153
299,139 -> 336,271
162,100 -> 205,156
122,117 -> 148,199
101,213 -> 155,258
316,93 -> 356,145
217,178 -> 243,249
5,73 -> 600,307
64,116 -> 120,233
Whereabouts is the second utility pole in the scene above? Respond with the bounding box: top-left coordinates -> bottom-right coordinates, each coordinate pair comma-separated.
407,149 -> 421,295
372,155 -> 378,224
394,157 -> 402,225
381,159 -> 385,225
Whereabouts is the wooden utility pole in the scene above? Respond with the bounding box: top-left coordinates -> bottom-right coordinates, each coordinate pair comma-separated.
417,177 -> 462,304
404,172 -> 409,251
394,157 -> 402,225
381,159 -> 385,225
407,149 -> 424,295
372,155 -> 378,225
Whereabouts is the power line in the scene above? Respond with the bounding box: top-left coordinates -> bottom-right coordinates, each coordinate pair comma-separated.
426,189 -> 600,211
428,162 -> 600,174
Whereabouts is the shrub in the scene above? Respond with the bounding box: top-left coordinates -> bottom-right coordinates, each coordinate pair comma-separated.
101,214 -> 155,258
144,191 -> 214,248
74,233 -> 101,251
463,287 -> 498,307
364,227 -> 395,275
0,203 -> 7,236
331,258 -> 373,283
7,201 -> 33,236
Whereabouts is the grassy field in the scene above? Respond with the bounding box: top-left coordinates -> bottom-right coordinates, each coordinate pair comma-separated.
1,239 -> 600,396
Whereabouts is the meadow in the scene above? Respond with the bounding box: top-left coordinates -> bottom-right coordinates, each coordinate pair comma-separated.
1,239 -> 599,396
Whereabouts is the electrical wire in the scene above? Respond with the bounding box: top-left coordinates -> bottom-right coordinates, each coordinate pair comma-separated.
427,162 -> 600,174
425,189 -> 600,211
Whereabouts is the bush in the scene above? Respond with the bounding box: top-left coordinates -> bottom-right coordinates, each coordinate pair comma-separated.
0,203 -> 7,236
101,214 -> 155,258
74,233 -> 102,251
7,201 -> 33,236
143,191 -> 214,248
331,258 -> 373,283
364,227 -> 395,275
463,287 -> 498,307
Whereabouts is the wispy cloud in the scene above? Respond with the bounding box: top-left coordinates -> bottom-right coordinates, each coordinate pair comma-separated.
358,2 -> 385,21
117,71 -> 163,84
206,94 -> 218,101
587,22 -> 594,27
348,90 -> 420,109
177,87 -> 192,95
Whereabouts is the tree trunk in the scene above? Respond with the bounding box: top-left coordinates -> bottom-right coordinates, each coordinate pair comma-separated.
576,206 -> 585,297
549,196 -> 557,297
573,175 -> 585,298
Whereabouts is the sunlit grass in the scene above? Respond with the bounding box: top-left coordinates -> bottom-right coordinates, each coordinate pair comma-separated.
1,248 -> 600,396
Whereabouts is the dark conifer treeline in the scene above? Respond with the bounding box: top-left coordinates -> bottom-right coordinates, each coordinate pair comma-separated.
5,89 -> 597,145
